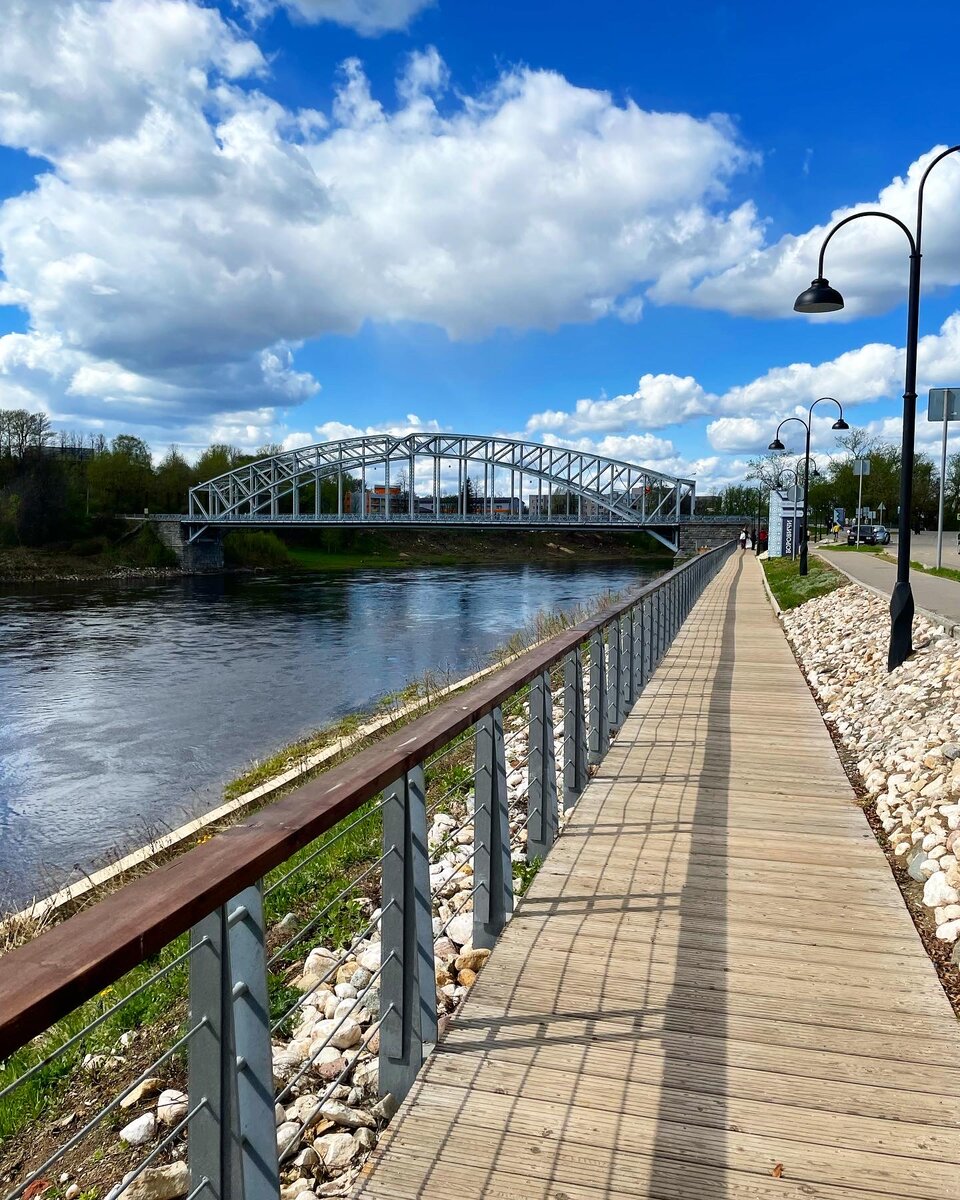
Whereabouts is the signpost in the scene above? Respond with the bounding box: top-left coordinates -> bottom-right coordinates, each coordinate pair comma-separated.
852,458 -> 870,546
928,388 -> 960,568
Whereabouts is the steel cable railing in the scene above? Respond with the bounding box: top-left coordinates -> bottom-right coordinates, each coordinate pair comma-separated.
0,542 -> 733,1199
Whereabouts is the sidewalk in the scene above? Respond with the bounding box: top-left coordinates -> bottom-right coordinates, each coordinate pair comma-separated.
818,546 -> 960,631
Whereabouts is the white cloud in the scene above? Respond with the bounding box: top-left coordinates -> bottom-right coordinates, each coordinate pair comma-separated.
527,374 -> 712,436
669,145 -> 960,320
0,2 -> 766,439
242,0 -> 435,35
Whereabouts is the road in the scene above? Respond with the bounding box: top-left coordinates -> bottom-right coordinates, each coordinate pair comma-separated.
818,540 -> 960,628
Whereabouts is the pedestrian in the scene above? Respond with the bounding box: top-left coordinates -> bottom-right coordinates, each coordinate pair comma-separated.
832,522 -> 840,542
739,526 -> 747,551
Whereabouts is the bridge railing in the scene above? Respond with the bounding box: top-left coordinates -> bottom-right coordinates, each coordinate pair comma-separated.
0,542 -> 734,1200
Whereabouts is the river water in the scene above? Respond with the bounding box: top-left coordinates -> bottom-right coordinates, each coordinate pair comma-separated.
0,562 -> 660,907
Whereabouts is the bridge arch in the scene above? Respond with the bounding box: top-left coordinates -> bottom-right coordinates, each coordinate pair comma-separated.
187,433 -> 695,549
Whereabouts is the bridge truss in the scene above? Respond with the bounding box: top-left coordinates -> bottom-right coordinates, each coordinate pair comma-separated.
187,433 -> 696,550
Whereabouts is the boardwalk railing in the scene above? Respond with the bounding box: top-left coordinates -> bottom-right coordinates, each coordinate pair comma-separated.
0,542 -> 734,1200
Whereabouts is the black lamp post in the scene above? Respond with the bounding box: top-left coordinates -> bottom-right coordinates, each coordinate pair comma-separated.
769,398 -> 848,576
794,144 -> 960,669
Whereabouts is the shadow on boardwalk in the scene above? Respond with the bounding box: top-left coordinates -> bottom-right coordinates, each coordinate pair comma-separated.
356,552 -> 960,1200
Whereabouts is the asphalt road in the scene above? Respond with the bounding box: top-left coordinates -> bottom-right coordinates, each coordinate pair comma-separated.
818,540 -> 960,627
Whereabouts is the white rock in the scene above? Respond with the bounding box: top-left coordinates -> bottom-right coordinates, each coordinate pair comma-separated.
118,1161 -> 191,1200
319,1100 -> 376,1129
156,1088 -> 189,1127
445,913 -> 473,947
277,1120 -> 301,1155
119,1112 -> 156,1146
936,919 -> 960,942
315,1131 -> 362,1171
923,871 -> 960,908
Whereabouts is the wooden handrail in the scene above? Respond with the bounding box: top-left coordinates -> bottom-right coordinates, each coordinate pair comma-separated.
0,547 -> 726,1059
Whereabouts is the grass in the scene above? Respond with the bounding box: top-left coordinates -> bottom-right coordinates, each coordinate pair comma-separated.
908,559 -> 960,584
762,554 -> 846,611
223,529 -> 292,568
821,542 -> 886,554
0,584 -> 619,1164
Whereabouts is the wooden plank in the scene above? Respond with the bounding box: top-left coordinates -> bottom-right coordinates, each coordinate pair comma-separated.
357,554 -> 960,1200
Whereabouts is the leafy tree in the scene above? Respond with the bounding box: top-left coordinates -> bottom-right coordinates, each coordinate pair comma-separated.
195,443 -> 241,480
153,446 -> 194,513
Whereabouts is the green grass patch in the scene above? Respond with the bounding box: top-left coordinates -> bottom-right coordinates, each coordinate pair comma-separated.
822,543 -> 886,554
762,555 -> 845,610
909,560 -> 960,583
223,529 -> 292,568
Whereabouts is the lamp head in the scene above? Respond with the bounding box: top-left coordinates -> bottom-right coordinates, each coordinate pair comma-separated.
768,438 -> 786,451
832,417 -> 849,430
794,277 -> 845,313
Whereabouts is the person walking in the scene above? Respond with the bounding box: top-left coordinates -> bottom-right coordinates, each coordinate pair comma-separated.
832,522 -> 840,542
739,526 -> 747,551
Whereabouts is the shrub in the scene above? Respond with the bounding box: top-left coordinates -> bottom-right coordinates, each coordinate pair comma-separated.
223,530 -> 291,568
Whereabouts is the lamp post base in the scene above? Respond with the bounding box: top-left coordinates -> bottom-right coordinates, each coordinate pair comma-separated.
888,580 -> 915,671
799,542 -> 808,576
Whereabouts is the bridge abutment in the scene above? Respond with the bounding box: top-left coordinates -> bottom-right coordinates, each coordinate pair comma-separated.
153,519 -> 224,571
677,519 -> 746,558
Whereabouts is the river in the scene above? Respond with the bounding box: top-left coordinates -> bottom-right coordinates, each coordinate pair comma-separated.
0,561 -> 662,907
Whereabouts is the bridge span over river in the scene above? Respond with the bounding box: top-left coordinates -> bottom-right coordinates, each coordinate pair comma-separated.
3,547 -> 954,1199
137,433 -> 751,564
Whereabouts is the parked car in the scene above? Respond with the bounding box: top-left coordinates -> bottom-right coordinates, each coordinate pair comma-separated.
873,525 -> 890,544
847,525 -> 878,545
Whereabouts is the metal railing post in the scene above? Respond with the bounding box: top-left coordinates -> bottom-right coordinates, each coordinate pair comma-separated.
606,620 -> 621,733
380,764 -> 436,1102
640,596 -> 651,690
562,648 -> 588,808
620,612 -> 634,712
189,912 -> 242,1200
588,629 -> 609,765
474,708 -> 513,949
228,885 -> 282,1200
527,670 -> 558,862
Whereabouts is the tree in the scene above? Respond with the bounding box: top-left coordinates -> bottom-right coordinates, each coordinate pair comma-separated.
745,451 -> 795,491
195,443 -> 240,480
87,434 -> 154,513
153,446 -> 194,513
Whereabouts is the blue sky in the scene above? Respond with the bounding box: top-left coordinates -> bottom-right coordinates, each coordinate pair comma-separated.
2,0 -> 960,490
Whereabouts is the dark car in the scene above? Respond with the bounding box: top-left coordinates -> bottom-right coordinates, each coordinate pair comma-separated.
847,525 -> 878,544
873,525 -> 890,544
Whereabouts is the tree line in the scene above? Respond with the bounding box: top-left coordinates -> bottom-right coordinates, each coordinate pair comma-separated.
0,411 -> 298,546
712,428 -> 960,533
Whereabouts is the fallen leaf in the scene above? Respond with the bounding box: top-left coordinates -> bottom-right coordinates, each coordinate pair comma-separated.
772,1163 -> 784,1178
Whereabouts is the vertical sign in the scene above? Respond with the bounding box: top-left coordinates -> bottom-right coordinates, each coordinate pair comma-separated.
928,388 -> 960,569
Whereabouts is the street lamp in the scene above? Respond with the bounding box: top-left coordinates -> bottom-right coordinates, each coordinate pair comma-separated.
769,399 -> 848,576
794,144 -> 960,669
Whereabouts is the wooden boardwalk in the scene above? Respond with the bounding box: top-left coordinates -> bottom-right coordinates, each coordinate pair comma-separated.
356,553 -> 960,1200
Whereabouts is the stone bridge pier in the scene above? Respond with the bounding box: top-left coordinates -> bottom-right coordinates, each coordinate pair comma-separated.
677,519 -> 748,557
152,518 -> 224,571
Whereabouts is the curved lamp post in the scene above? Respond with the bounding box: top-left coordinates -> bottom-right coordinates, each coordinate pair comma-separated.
794,144 -> 960,669
769,398 -> 848,576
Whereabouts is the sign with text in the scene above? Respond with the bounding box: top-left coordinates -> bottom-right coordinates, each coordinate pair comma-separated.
852,457 -> 871,476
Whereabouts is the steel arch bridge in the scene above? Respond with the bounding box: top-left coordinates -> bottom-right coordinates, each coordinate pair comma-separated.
186,433 -> 696,551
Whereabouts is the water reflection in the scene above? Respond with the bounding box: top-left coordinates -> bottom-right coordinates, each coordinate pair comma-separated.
0,562 -> 660,905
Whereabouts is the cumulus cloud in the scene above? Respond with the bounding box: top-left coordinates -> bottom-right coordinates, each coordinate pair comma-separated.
527,374 -> 712,436
525,309 -> 960,474
669,144 -> 960,319
0,0 -> 767,440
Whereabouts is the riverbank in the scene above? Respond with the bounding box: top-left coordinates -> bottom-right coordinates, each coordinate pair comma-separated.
1,526 -> 671,583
